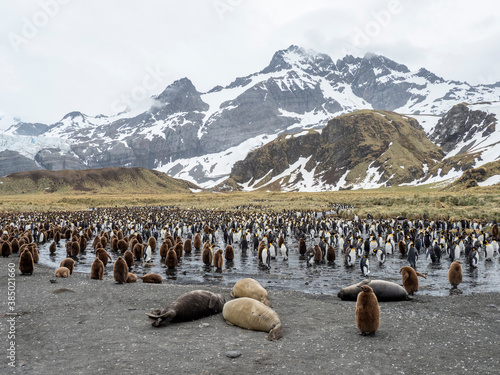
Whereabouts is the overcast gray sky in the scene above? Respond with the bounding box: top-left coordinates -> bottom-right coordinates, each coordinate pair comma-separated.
1,0 -> 499,126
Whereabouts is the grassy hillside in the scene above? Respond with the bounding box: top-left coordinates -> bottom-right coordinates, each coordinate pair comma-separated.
0,167 -> 199,195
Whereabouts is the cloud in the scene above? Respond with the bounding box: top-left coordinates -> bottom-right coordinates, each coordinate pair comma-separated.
0,0 -> 499,127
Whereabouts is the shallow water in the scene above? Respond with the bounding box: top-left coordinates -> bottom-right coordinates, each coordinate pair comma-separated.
38,235 -> 500,297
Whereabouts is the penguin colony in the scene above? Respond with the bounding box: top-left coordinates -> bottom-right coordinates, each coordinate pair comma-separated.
1,207 -> 498,287
0,206 -> 498,337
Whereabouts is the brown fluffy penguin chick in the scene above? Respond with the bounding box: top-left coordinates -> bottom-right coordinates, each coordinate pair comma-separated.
398,240 -> 406,256
133,243 -> 144,261
65,242 -> 72,257
174,242 -> 183,258
60,258 -> 75,275
165,248 -> 178,269
326,245 -> 336,262
19,249 -> 34,275
11,238 -> 19,254
1,241 -> 12,257
225,245 -> 234,261
95,248 -> 112,266
90,257 -> 104,280
113,256 -> 128,284
159,241 -> 169,259
117,239 -> 128,253
356,285 -> 380,336
49,241 -> 57,255
213,248 -> 224,269
123,250 -> 134,268
148,237 -> 157,251
110,237 -> 118,251
54,266 -> 70,278
193,233 -> 202,250
126,273 -> 138,283
183,238 -> 192,254
448,261 -> 462,288
202,245 -> 213,266
313,244 -> 322,262
400,266 -> 426,295
141,273 -> 163,284
70,241 -> 80,258
298,238 -> 306,255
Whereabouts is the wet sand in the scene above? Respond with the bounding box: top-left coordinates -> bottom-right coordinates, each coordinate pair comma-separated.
1,258 -> 500,375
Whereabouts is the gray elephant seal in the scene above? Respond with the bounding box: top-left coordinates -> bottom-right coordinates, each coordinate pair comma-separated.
222,297 -> 282,341
146,290 -> 226,327
338,279 -> 409,302
230,278 -> 271,307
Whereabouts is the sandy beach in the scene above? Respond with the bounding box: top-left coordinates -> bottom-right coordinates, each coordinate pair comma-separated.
1,258 -> 500,375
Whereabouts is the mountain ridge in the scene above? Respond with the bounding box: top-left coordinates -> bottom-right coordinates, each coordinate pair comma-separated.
1,45 -> 499,189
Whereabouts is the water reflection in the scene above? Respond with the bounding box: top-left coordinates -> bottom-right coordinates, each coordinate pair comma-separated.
36,235 -> 500,297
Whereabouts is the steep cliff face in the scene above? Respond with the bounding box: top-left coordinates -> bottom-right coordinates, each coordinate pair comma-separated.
227,110 -> 444,191
0,150 -> 41,177
430,103 -> 497,153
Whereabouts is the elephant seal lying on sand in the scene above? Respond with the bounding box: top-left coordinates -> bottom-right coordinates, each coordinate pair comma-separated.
222,297 -> 282,341
230,278 -> 271,307
147,290 -> 226,327
338,279 -> 410,302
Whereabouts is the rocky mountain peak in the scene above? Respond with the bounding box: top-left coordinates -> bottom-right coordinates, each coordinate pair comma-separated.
362,53 -> 410,74
261,45 -> 336,76
153,77 -> 208,114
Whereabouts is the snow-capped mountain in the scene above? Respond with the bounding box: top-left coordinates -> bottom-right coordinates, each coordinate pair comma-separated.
1,45 -> 499,188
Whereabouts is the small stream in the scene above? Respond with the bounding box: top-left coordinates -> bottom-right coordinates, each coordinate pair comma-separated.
38,235 -> 500,297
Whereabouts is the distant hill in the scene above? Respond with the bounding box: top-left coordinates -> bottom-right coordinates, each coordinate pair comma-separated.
223,110 -> 443,191
450,160 -> 500,189
0,167 -> 200,195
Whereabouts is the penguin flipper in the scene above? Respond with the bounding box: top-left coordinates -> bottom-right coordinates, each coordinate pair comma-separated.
416,272 -> 427,279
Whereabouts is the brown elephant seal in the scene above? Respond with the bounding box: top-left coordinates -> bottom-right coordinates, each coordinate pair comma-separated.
222,297 -> 282,341
338,279 -> 410,302
400,266 -> 427,295
147,290 -> 225,327
356,285 -> 380,336
230,278 -> 271,307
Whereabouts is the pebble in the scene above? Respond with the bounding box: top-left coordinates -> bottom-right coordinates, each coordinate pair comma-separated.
199,323 -> 210,328
226,351 -> 241,359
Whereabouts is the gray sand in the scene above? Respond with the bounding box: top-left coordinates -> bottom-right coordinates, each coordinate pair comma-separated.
1,258 -> 499,375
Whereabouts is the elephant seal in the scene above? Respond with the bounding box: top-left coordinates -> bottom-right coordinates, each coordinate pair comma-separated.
222,297 -> 282,341
230,278 -> 271,307
147,290 -> 225,327
356,285 -> 380,336
338,279 -> 409,302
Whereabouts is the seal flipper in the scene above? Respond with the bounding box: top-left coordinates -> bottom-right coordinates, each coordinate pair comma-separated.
267,322 -> 283,341
146,309 -> 176,327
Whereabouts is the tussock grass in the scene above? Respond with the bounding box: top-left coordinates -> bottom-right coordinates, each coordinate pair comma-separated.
1,185 -> 499,221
